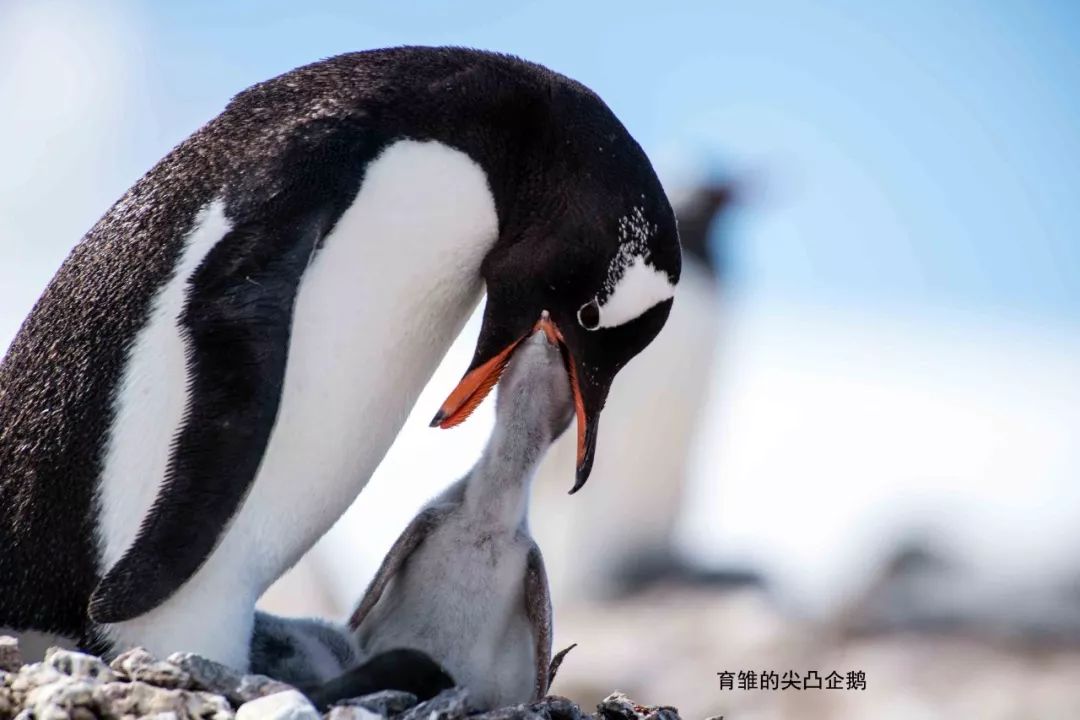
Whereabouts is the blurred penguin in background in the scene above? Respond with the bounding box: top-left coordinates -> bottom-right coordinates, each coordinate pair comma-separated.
531,177 -> 747,603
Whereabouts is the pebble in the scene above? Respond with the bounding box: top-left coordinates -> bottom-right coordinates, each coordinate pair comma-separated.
326,705 -> 385,720
532,695 -> 589,720
44,647 -> 118,683
0,636 -> 677,719
471,704 -> 546,720
397,687 -> 469,720
0,636 -> 23,673
169,651 -> 243,695
334,689 -> 417,716
237,689 -> 321,720
110,647 -> 193,689
642,708 -> 681,720
9,662 -> 65,699
235,671 -> 294,702
596,692 -> 640,720
594,692 -> 682,720
95,679 -> 234,719
169,650 -> 289,704
26,677 -> 98,720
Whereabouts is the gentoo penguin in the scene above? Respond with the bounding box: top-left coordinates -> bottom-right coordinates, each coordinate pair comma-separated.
348,322 -> 572,710
532,180 -> 738,602
0,47 -> 681,668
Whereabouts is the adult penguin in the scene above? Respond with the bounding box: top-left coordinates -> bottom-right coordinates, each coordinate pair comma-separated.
0,47 -> 680,669
533,179 -> 743,602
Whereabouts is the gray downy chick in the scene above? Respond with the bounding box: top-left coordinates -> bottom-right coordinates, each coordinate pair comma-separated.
248,611 -> 359,689
249,609 -> 453,709
348,324 -> 574,710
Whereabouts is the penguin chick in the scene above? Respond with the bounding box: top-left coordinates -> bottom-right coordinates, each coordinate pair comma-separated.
248,611 -> 360,689
248,611 -> 453,709
348,320 -> 573,711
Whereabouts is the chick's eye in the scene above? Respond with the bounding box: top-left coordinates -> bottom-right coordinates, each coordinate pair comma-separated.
577,298 -> 601,330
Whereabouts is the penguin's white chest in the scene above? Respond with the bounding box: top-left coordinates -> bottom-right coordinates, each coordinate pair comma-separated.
96,139 -> 498,665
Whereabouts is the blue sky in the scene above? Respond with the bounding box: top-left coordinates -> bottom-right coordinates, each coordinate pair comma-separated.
126,1 -> 1080,320
4,1 -> 1077,323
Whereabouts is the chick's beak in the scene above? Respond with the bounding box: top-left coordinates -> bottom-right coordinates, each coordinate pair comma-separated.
430,312 -> 596,492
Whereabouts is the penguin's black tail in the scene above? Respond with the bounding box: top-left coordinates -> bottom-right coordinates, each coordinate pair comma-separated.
304,648 -> 454,712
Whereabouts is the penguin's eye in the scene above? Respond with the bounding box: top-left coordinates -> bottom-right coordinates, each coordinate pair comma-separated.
577,298 -> 601,330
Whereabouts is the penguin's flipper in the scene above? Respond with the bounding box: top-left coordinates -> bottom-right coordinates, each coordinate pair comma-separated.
524,544 -> 553,700
89,216 -> 326,624
547,642 -> 577,687
348,506 -> 450,630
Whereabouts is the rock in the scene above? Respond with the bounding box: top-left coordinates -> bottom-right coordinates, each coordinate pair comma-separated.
471,704 -> 545,720
168,651 -> 261,705
44,647 -> 118,683
595,693 -> 681,720
530,695 -> 588,720
95,679 -> 233,719
326,705 -> 384,720
110,647 -> 193,689
0,636 -> 22,673
596,692 -> 639,720
185,689 -> 237,719
25,678 -> 98,720
95,680 -> 153,714
236,689 -> 320,720
234,672 -> 294,702
0,640 -> 670,720
334,689 -> 417,716
168,652 -> 291,706
642,707 -> 680,720
8,662 -> 65,703
397,687 -> 469,720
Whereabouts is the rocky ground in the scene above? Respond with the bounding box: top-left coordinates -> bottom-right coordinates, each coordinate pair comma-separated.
549,587 -> 1080,719
0,636 -> 682,720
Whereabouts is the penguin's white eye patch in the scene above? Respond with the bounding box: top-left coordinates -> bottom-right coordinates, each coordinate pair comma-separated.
589,254 -> 676,330
585,206 -> 676,331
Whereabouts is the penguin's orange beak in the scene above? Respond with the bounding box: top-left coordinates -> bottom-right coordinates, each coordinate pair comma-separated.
430,314 -> 589,483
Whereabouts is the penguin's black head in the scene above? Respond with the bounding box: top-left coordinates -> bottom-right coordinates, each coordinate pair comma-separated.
431,78 -> 680,492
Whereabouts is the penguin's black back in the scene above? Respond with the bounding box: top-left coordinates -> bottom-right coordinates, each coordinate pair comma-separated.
0,100 -> 218,643
0,47 -> 650,645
